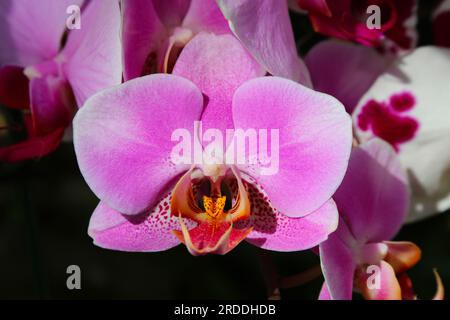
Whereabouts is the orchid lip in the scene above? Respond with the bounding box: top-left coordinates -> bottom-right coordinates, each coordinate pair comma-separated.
171,165 -> 251,223
170,165 -> 252,255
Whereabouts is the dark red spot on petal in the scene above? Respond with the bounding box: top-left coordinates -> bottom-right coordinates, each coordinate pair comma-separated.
358,93 -> 419,151
390,91 -> 416,111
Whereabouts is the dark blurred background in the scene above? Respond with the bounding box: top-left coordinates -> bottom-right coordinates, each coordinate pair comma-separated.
0,0 -> 448,299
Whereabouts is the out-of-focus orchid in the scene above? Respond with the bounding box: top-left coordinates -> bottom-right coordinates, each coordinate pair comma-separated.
353,46 -> 450,221
305,40 -> 392,114
433,0 -> 450,47
305,41 -> 450,222
0,0 -> 122,162
319,139 -> 443,300
296,0 -> 418,53
122,0 -> 311,86
74,33 -> 352,255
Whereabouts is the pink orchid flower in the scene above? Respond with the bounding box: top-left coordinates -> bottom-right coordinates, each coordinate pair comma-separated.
0,0 -> 122,162
433,0 -> 450,47
319,139 -> 443,300
122,0 -> 311,86
296,0 -> 418,53
73,32 -> 352,256
305,41 -> 450,222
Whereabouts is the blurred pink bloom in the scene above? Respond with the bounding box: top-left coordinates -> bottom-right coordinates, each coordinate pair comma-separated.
305,40 -> 392,114
0,0 -> 122,161
296,0 -> 418,52
306,41 -> 450,222
122,0 -> 311,86
318,139 -> 443,300
74,34 -> 352,255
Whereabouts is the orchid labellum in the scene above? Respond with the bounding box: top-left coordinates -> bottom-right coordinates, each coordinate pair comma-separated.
0,0 -> 122,162
74,32 -> 352,256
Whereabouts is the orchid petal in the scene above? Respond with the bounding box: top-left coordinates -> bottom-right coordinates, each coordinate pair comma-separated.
0,0 -> 84,66
153,0 -> 190,28
173,32 -> 264,133
182,0 -> 229,34
305,40 -> 391,113
29,75 -> 74,134
241,175 -> 338,251
318,282 -> 332,300
334,139 -> 409,242
353,46 -> 450,222
217,0 -> 311,86
247,200 -> 338,252
319,233 -> 355,300
61,0 -> 122,106
88,201 -> 181,252
73,74 -> 203,215
121,0 -> 167,81
232,76 -> 352,217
